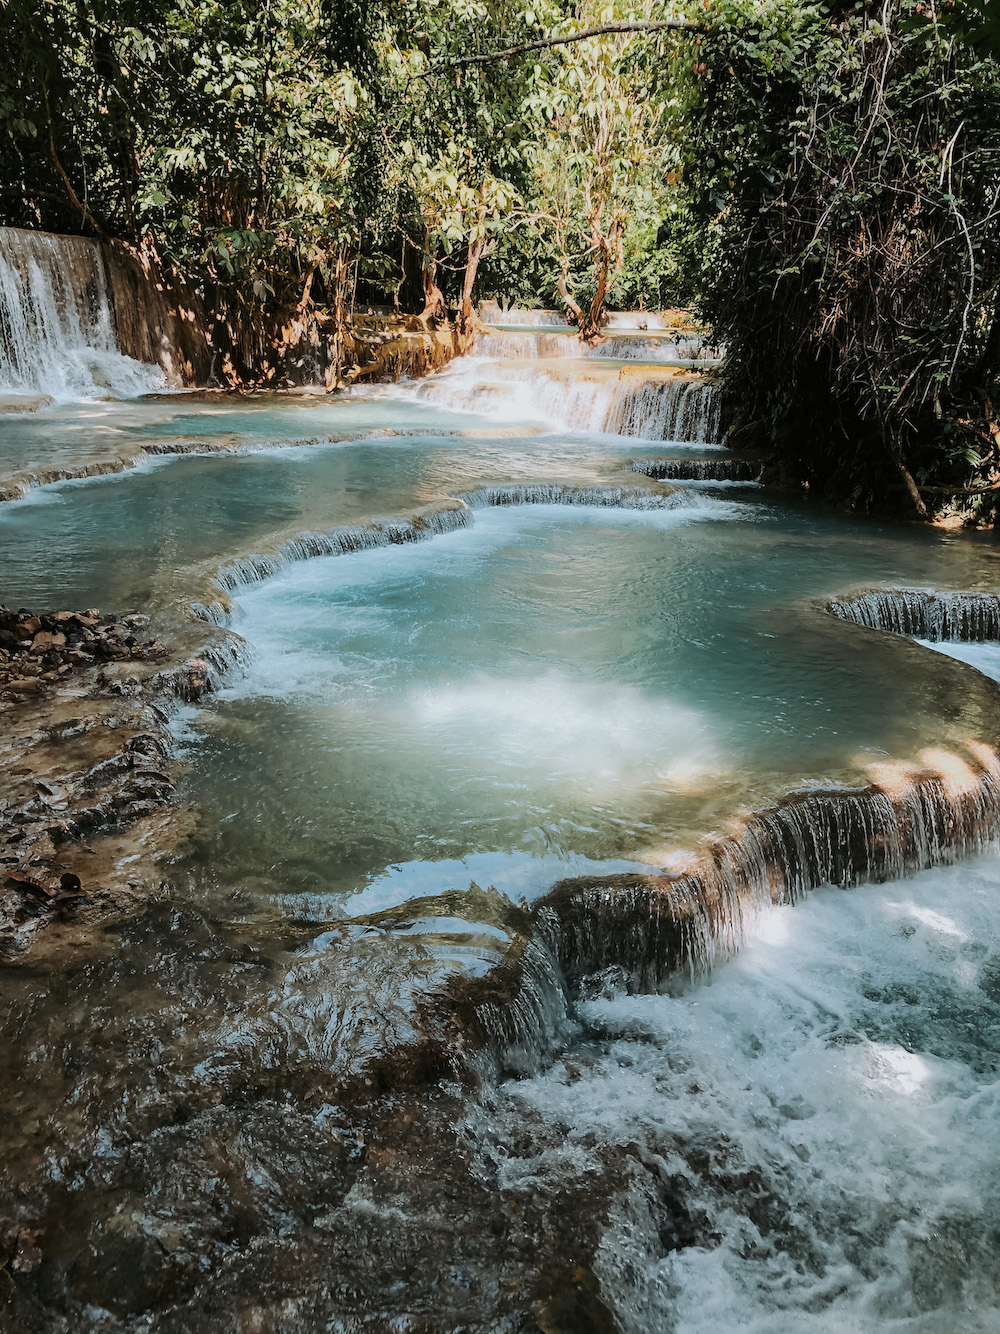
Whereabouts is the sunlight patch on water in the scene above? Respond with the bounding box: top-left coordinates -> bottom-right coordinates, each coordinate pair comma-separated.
406,672 -> 721,796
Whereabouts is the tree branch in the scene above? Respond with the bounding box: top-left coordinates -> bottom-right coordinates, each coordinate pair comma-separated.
42,84 -> 105,238
426,20 -> 702,74
917,482 -> 1000,495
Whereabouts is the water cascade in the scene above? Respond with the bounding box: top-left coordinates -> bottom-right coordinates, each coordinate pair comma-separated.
534,746 -> 1000,994
195,483 -> 702,621
477,303 -> 569,325
474,329 -> 719,363
829,586 -> 1000,639
416,358 -> 722,442
627,455 -> 759,482
0,226 -> 164,401
478,302 -> 686,331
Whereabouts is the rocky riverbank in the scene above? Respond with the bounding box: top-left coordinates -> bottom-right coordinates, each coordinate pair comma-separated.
0,604 -> 244,962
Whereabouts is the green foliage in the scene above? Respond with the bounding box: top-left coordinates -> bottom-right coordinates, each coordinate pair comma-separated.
680,0 -> 1000,518
0,0 -> 691,331
0,0 -> 391,293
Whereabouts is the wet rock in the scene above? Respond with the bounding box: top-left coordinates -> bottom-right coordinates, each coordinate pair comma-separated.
5,677 -> 44,695
30,631 -> 66,653
0,604 -> 243,958
0,605 -> 172,703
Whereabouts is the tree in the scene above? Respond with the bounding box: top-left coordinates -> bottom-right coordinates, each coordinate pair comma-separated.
681,0 -> 1000,517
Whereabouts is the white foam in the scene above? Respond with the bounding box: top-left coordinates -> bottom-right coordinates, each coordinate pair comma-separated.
916,638 -> 1000,684
475,857 -> 1000,1330
410,358 -> 722,443
0,227 -> 164,400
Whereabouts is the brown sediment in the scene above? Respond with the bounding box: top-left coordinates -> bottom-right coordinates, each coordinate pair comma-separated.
340,319 -> 475,385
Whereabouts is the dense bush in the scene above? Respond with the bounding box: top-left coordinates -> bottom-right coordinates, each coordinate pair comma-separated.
682,0 -> 1000,518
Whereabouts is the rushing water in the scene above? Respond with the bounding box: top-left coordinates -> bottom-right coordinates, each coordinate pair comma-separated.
0,227 -> 164,401
3,295 -> 1000,1330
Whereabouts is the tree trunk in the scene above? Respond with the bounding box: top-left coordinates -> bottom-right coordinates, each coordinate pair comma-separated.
887,436 -> 929,519
558,259 -> 585,330
580,250 -> 611,343
327,250 -> 349,387
458,234 -> 488,335
420,225 -> 448,326
393,238 -> 406,316
580,219 -> 623,343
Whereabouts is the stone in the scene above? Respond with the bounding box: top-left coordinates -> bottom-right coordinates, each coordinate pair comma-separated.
31,631 -> 67,652
0,393 -> 53,415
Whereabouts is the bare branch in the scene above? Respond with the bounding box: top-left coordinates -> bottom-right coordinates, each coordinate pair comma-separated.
424,20 -> 702,75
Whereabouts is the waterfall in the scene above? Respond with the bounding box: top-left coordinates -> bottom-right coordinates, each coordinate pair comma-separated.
540,759 -> 1000,991
478,303 -> 569,326
603,312 -> 673,330
0,226 -> 164,401
401,741 -> 1000,1084
455,482 -> 700,510
473,330 -> 717,363
416,361 -> 723,443
195,504 -> 473,620
627,457 -> 759,482
197,484 -> 707,621
829,588 -> 1000,640
412,586 -> 1000,1072
477,302 -> 686,332
602,376 -> 721,442
159,635 -> 256,703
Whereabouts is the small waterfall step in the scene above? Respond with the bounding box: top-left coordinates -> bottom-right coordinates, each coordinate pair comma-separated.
829,588 -> 1000,640
627,456 -> 760,482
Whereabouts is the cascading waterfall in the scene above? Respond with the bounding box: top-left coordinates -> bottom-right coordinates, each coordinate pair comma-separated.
431,581 -> 1000,1078
196,483 -> 703,622
477,303 -> 569,326
0,226 -> 164,400
627,456 -> 759,481
197,503 -> 473,620
473,330 -> 718,363
454,482 -> 700,509
416,359 -> 723,443
602,375 -> 722,441
407,736 -> 1000,1083
536,755 -> 1000,995
477,302 -> 689,331
829,587 -> 1000,639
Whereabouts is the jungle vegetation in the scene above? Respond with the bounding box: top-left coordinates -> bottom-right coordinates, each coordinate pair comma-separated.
1,0 -> 999,516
